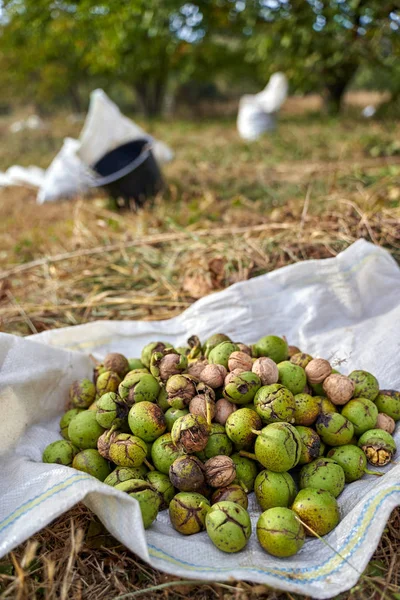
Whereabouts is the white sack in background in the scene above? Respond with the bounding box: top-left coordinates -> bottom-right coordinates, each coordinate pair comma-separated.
0,89 -> 173,202
37,138 -> 93,204
1,240 -> 400,599
77,89 -> 174,167
0,165 -> 45,189
237,72 -> 288,141
38,89 -> 174,203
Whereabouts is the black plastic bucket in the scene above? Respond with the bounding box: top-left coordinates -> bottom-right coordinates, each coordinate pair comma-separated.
91,139 -> 163,206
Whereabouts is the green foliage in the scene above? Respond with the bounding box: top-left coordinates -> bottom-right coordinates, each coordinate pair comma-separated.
0,0 -> 398,114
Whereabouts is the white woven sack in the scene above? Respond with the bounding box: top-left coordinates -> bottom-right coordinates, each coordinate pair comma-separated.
1,240 -> 400,599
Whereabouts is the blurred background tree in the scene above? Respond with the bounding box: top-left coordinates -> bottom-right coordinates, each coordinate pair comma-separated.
0,0 -> 398,115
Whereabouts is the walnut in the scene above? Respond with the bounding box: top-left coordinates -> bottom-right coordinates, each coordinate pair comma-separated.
187,358 -> 209,379
322,374 -> 355,405
237,343 -> 252,356
224,368 -> 243,386
305,358 -> 331,384
227,351 -> 253,373
200,364 -> 227,388
252,357 -> 279,386
204,456 -> 236,488
376,413 -> 395,434
287,345 -> 301,358
189,395 -> 216,421
214,398 -> 236,425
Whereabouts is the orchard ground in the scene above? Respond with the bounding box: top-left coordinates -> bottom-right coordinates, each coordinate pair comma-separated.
0,94 -> 400,599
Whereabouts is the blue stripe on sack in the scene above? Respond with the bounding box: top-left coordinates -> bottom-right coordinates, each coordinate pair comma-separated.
147,486 -> 400,582
1,475 -> 399,584
0,473 -> 92,532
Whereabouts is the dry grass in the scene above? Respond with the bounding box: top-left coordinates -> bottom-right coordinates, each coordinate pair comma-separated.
1,107 -> 400,598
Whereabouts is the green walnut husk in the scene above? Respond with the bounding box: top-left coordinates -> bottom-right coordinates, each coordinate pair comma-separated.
128,401 -> 166,442
104,465 -> 148,486
60,409 -> 83,439
327,445 -> 379,482
254,384 -> 296,424
205,501 -> 252,553
169,492 -> 210,534
96,371 -> 121,397
341,398 -> 379,437
171,413 -> 210,453
374,390 -> 400,422
358,429 -> 397,466
103,353 -> 130,379
150,349 -> 188,382
169,455 -> 205,492
156,387 -> 170,412
223,371 -> 261,404
211,485 -> 248,508
231,453 -> 258,492
109,433 -> 148,467
300,458 -> 345,498
295,426 -> 323,465
292,488 -> 340,536
290,353 -> 313,369
253,422 -> 302,472
293,394 -> 320,426
254,470 -> 297,511
118,372 -> 160,406
166,374 -> 197,409
253,335 -> 288,364
115,479 -> 161,529
96,392 -> 129,429
151,433 -> 186,474
72,449 -> 111,481
69,379 -> 96,409
315,413 -> 354,446
318,397 -> 338,415
146,471 -> 176,509
165,408 -> 189,431
225,408 -> 262,450
128,358 -> 146,371
141,341 -> 174,369
196,423 -> 233,460
203,333 -> 232,358
68,410 -> 106,449
257,507 -> 305,557
277,361 -> 307,395
208,342 -> 240,369
348,370 -> 379,401
43,440 -> 80,466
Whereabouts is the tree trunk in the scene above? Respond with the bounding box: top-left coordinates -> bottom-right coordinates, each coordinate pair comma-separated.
134,76 -> 167,118
323,64 -> 359,115
69,86 -> 82,113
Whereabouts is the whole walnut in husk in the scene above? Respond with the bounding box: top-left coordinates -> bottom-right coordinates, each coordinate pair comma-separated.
204,456 -> 236,488
97,430 -> 118,460
169,455 -> 205,491
171,414 -> 210,452
150,350 -> 188,382
166,374 -> 197,409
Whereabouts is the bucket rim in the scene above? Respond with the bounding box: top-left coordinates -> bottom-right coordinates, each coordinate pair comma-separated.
88,140 -> 153,188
